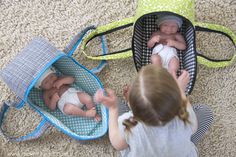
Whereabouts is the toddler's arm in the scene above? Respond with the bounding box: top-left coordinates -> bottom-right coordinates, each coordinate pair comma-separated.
94,89 -> 128,151
54,76 -> 75,89
176,70 -> 198,133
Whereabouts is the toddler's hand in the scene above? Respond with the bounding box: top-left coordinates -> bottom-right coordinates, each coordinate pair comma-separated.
123,85 -> 130,101
94,89 -> 104,103
94,88 -> 118,109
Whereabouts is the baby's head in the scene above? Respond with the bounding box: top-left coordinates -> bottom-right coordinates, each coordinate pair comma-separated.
35,67 -> 57,90
157,15 -> 183,34
127,64 -> 187,126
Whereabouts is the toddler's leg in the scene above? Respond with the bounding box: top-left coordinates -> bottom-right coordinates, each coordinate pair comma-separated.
151,54 -> 162,66
191,104 -> 214,145
168,57 -> 179,79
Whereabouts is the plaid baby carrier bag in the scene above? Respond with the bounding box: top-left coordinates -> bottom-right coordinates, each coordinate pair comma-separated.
0,36 -> 108,142
76,0 -> 236,95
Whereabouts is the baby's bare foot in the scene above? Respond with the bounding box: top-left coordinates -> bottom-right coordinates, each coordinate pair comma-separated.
85,107 -> 96,117
94,114 -> 102,122
177,70 -> 190,92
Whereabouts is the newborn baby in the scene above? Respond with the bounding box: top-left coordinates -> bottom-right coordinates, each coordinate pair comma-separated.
35,67 -> 101,122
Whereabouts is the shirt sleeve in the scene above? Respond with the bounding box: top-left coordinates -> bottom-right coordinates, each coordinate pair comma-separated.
118,111 -> 133,141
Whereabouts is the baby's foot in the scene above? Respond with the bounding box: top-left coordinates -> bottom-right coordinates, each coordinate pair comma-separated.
94,114 -> 102,122
85,107 -> 96,117
177,70 -> 190,93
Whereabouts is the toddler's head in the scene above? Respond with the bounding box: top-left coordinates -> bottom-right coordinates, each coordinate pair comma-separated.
157,15 -> 183,34
35,67 -> 57,90
127,65 -> 187,127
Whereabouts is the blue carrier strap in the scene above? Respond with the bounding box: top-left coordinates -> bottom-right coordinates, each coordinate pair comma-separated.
64,26 -> 108,74
0,102 -> 51,142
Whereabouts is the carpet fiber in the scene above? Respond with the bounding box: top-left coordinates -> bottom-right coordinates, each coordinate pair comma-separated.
0,0 -> 235,156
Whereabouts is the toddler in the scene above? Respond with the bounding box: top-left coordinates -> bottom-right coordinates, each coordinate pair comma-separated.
94,65 -> 213,157
35,67 -> 101,122
147,15 -> 187,78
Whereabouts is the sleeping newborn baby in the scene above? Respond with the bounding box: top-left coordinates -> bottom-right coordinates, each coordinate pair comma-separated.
35,67 -> 101,122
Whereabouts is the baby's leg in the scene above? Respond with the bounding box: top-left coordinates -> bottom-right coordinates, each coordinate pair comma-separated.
151,54 -> 162,66
78,92 -> 101,122
63,103 -> 96,117
168,57 -> 179,79
77,92 -> 94,109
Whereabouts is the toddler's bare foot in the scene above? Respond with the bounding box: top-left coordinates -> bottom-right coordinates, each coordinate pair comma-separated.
94,114 -> 102,122
85,107 -> 96,117
177,70 -> 190,93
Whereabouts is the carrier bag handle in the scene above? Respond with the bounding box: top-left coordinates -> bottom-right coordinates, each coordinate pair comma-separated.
64,26 -> 108,73
0,101 -> 51,142
80,17 -> 135,60
195,22 -> 236,68
64,26 -> 97,56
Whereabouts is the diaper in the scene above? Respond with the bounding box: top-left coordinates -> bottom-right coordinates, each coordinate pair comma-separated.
58,88 -> 83,114
152,44 -> 179,69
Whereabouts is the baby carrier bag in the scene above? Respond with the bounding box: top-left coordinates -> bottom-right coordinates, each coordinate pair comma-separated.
72,0 -> 236,95
0,37 -> 108,142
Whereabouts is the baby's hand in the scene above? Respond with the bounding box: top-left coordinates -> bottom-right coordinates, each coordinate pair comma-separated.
53,81 -> 62,89
53,76 -> 75,89
94,88 -> 118,109
52,92 -> 60,102
154,35 -> 161,43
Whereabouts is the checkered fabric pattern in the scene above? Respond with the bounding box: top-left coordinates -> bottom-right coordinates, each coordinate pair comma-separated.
0,38 -> 62,100
132,13 -> 197,94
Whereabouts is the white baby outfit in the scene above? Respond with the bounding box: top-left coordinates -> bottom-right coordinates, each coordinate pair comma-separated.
58,88 -> 83,114
152,44 -> 179,69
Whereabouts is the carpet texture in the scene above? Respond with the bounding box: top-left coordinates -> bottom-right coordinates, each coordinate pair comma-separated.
0,0 -> 235,156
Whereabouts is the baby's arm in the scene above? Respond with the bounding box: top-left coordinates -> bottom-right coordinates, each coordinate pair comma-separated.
54,76 -> 75,89
43,90 -> 60,110
147,32 -> 161,48
167,33 -> 186,50
94,89 -> 128,151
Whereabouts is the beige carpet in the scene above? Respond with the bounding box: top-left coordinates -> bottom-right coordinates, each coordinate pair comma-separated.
0,0 -> 235,156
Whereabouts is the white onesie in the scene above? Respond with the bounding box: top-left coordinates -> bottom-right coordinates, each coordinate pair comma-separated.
152,44 -> 179,69
57,88 -> 83,114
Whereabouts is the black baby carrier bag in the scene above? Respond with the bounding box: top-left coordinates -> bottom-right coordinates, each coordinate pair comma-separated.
75,0 -> 236,95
